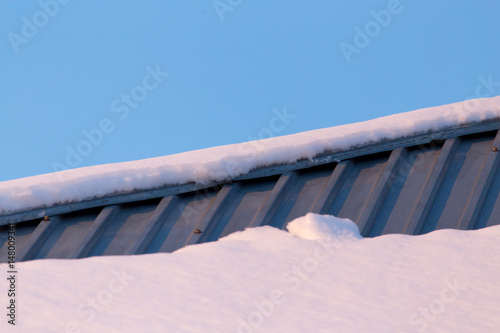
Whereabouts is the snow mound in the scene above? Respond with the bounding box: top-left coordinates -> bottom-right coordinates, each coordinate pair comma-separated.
287,213 -> 362,241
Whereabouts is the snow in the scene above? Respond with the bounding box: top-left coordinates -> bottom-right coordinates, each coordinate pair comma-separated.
287,212 -> 362,241
2,213 -> 500,332
1,96 -> 500,215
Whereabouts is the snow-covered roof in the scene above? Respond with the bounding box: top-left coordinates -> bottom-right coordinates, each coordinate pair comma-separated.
1,96 -> 500,266
2,97 -> 500,333
1,96 -> 500,219
4,213 -> 500,332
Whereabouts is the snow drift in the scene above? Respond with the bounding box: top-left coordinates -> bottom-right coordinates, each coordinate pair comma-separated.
1,213 -> 499,332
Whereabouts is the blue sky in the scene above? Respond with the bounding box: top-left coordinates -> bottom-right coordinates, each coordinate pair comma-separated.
1,0 -> 499,182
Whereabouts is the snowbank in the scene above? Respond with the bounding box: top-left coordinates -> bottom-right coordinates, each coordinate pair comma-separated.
1,96 -> 500,215
1,213 -> 499,332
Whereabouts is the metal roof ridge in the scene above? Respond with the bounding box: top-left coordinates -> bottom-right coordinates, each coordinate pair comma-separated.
1,119 -> 499,226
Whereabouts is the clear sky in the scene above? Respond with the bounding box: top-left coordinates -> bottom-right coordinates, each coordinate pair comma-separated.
1,0 -> 499,182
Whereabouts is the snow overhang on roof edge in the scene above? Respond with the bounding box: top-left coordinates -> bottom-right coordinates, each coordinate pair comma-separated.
1,118 -> 499,226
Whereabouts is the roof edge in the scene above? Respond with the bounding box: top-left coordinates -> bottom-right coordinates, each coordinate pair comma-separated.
2,119 -> 499,226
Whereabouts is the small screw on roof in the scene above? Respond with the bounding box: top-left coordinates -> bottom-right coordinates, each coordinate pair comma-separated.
43,216 -> 50,221
193,228 -> 202,234
492,147 -> 499,153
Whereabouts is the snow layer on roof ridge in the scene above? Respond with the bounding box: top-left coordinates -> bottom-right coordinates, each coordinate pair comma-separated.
1,96 -> 500,215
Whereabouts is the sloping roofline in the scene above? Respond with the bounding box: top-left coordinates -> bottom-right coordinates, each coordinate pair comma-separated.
2,119 -> 499,226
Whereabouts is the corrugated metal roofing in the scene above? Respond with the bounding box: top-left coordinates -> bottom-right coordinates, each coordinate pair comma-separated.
1,122 -> 499,263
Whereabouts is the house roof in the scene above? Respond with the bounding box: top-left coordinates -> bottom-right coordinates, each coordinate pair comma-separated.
1,98 -> 500,263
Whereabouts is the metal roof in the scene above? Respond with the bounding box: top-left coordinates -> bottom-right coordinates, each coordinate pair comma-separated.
1,121 -> 499,263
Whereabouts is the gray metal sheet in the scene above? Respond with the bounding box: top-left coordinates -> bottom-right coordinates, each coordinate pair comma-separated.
1,128 -> 499,263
